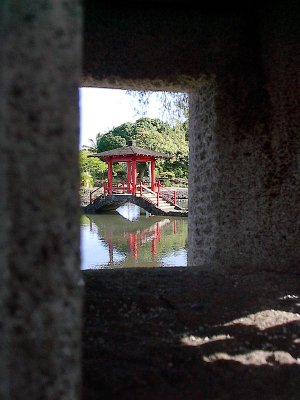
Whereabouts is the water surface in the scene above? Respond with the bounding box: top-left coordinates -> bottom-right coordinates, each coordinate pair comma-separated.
81,203 -> 188,269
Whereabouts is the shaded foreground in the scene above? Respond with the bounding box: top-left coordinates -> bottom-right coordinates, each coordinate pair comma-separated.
82,268 -> 300,400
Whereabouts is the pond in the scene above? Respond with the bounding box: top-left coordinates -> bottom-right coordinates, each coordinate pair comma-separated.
81,202 -> 188,269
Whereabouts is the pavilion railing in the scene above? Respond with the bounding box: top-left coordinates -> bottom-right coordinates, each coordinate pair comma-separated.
100,180 -> 179,208
102,181 -> 128,195
102,180 -> 149,196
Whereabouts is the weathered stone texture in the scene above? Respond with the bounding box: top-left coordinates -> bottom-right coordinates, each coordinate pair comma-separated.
188,3 -> 300,270
81,0 -> 299,273
188,79 -> 220,268
1,1 -> 82,399
0,3 -> 10,399
260,2 -> 300,267
82,3 -> 243,90
0,1 -> 299,399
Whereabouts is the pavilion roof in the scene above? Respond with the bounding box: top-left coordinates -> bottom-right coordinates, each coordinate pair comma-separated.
88,144 -> 170,160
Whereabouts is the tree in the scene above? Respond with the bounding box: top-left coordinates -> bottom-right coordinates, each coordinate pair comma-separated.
81,138 -> 97,152
125,90 -> 189,127
96,117 -> 188,181
80,171 -> 94,188
96,131 -> 127,152
79,150 -> 107,182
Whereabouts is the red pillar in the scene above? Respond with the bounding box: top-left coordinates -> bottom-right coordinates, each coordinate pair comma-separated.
133,233 -> 138,260
107,158 -> 113,194
173,220 -> 177,234
152,237 -> 157,256
151,159 -> 156,191
129,233 -> 133,251
132,158 -> 137,195
127,161 -> 131,193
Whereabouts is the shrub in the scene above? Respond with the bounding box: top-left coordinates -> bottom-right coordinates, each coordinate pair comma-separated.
81,171 -> 94,188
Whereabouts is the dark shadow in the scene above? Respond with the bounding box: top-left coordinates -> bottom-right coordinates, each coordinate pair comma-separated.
81,268 -> 300,400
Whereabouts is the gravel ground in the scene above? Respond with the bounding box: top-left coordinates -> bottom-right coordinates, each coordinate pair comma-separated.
81,267 -> 300,400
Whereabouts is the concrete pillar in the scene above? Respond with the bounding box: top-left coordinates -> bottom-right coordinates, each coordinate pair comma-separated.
1,1 -> 82,399
188,79 -> 221,269
0,3 -> 10,398
188,59 -> 300,270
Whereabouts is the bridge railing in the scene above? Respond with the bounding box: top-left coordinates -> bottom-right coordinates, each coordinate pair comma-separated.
139,183 -> 160,206
159,191 -> 178,207
89,186 -> 104,204
140,182 -> 180,207
99,180 -> 179,208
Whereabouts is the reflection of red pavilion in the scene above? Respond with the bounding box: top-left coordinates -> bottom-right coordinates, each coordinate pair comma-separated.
127,219 -> 173,261
102,218 -> 177,264
89,140 -> 170,194
151,222 -> 161,256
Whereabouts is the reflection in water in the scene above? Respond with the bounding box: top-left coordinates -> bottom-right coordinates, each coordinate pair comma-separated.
81,203 -> 187,269
116,202 -> 150,221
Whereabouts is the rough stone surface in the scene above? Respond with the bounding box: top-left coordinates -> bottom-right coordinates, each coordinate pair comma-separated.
1,1 -> 300,399
0,3 -> 10,398
188,3 -> 300,270
82,2 -> 243,90
2,1 -> 82,398
188,79 -> 220,269
82,1 -> 300,272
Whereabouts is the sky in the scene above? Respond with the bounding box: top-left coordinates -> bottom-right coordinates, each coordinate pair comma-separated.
79,87 -> 163,149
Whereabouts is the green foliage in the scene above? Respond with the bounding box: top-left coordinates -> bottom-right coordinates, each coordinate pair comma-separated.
112,163 -> 127,180
96,132 -> 127,152
79,150 -> 107,181
125,90 -> 189,127
96,117 -> 188,180
81,138 -> 97,152
80,171 -> 94,188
